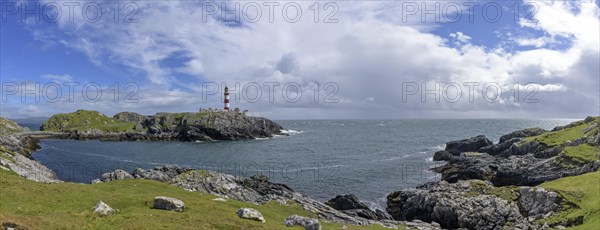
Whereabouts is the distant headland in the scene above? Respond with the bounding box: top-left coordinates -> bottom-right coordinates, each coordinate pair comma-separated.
36,109 -> 284,142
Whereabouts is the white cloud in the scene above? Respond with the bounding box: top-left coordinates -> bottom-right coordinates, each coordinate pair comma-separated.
41,74 -> 73,82
8,0 -> 599,119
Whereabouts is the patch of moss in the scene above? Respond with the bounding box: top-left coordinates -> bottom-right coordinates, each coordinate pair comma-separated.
539,172 -> 600,229
467,180 -> 520,202
563,144 -> 600,164
0,170 -> 399,229
41,110 -> 136,133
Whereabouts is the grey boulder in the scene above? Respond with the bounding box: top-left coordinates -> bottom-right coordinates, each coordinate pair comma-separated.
284,215 -> 321,230
92,201 -> 115,216
236,208 -> 265,223
153,196 -> 185,212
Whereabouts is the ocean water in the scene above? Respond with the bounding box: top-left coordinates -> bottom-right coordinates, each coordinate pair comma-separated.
32,119 -> 575,210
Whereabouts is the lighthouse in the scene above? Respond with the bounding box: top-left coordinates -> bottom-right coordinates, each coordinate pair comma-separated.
224,86 -> 230,111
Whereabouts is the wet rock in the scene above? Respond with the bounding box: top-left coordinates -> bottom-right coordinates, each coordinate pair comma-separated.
433,150 -> 454,161
153,196 -> 185,212
499,128 -> 546,144
285,215 -> 322,230
92,201 -> 115,216
445,135 -> 493,154
325,194 -> 370,210
236,208 -> 265,223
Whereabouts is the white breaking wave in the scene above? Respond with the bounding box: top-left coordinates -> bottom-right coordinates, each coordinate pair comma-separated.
281,129 -> 303,135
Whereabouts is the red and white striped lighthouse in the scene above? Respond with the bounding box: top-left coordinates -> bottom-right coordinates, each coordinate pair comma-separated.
224,86 -> 230,111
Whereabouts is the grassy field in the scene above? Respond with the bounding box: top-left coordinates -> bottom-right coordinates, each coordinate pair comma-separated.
526,117 -> 599,147
40,110 -> 136,133
540,171 -> 600,230
0,170 -> 400,230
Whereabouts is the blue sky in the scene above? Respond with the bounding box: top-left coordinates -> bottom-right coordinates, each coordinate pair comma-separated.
1,0 -> 599,119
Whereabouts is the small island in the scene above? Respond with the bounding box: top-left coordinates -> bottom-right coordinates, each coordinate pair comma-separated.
34,109 -> 284,142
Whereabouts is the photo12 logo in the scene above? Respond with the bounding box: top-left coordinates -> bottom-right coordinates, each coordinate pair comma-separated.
400,1 -> 539,23
402,82 -> 540,104
0,1 -> 140,23
201,82 -> 340,104
1,82 -> 139,103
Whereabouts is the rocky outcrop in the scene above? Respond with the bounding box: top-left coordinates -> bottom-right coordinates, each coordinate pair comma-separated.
433,150 -> 454,161
93,169 -> 134,183
326,194 -> 370,210
478,138 -> 521,156
432,153 -> 599,186
499,128 -> 546,144
93,201 -> 115,216
325,194 -> 392,221
132,165 -> 192,182
113,112 -> 145,124
445,135 -> 493,154
153,196 -> 185,212
284,215 -> 322,230
236,208 -> 265,223
387,180 -> 535,230
518,187 -> 561,219
0,118 -> 60,183
39,110 -> 284,141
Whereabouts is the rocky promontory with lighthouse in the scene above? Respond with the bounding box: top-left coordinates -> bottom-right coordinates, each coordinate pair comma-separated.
38,109 -> 284,142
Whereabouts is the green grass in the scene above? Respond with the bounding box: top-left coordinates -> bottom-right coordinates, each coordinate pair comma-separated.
0,170 -> 400,229
540,172 -> 600,229
41,110 -> 136,133
467,180 -> 519,202
526,117 -> 599,147
562,144 -> 600,165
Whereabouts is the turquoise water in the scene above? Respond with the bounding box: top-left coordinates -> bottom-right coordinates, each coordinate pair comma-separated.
32,119 -> 575,209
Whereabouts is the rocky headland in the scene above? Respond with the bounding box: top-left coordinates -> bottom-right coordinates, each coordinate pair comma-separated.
388,116 -> 600,229
37,109 -> 284,141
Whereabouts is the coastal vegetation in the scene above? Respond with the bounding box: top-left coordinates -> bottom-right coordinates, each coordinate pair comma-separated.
40,110 -> 136,132
0,169 -> 399,229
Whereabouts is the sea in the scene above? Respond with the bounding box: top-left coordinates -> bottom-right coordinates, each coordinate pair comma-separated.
29,119 -> 575,210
